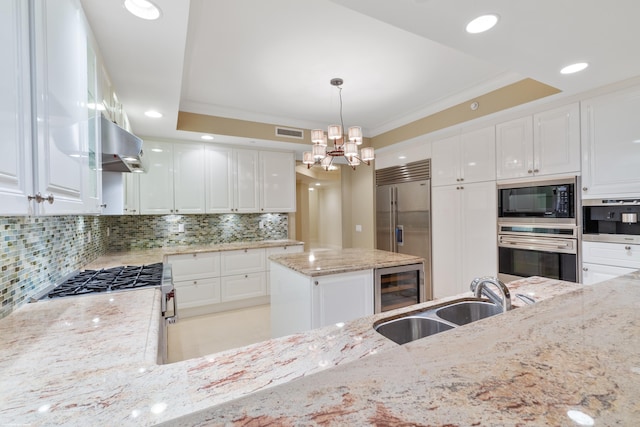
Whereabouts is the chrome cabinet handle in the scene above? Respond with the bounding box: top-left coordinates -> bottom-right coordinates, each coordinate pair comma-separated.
27,193 -> 54,204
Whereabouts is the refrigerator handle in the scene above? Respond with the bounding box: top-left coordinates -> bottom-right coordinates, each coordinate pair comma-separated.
392,186 -> 398,252
396,225 -> 404,246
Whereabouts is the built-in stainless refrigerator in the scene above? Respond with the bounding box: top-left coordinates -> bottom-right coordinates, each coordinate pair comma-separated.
375,159 -> 432,311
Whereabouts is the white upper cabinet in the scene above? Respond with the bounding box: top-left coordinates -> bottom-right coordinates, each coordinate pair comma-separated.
496,103 -> 580,181
205,147 -> 294,214
32,0 -> 96,214
432,126 -> 495,187
205,145 -> 235,213
0,0 -> 32,215
581,88 -> 640,199
139,141 -> 174,214
235,149 -> 260,213
139,141 -> 205,214
259,150 -> 296,212
173,142 -> 205,214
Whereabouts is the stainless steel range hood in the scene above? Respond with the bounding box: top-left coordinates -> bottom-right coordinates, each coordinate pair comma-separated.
100,115 -> 146,172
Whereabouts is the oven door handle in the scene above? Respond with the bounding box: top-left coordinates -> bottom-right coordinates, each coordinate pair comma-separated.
165,289 -> 178,324
498,235 -> 576,253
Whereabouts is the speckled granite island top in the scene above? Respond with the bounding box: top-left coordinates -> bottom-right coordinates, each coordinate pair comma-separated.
269,248 -> 424,276
3,275 -> 637,426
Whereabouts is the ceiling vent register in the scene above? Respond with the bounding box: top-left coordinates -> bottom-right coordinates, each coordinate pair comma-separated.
275,127 -> 304,139
375,159 -> 431,186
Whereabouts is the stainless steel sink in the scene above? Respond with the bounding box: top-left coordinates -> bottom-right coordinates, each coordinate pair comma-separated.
374,316 -> 454,345
374,298 -> 505,345
435,300 -> 503,326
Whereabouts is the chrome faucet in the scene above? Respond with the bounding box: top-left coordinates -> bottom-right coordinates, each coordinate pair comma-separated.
470,277 -> 512,312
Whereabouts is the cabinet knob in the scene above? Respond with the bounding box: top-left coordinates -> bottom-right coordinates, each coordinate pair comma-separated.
100,204 -> 107,208
533,169 -> 539,173
27,193 -> 54,204
175,209 -> 179,213
460,178 -> 464,182
582,267 -> 588,271
527,169 -> 533,174
192,253 -> 197,257
583,187 -> 588,192
625,246 -> 632,250
314,280 -> 319,286
193,280 -> 197,285
245,275 -> 248,278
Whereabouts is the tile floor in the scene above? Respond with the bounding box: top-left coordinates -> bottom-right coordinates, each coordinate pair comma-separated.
166,304 -> 271,363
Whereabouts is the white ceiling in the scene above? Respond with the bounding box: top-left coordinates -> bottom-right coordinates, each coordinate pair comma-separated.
80,0 -> 640,153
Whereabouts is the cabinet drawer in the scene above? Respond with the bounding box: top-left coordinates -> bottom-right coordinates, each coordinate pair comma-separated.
174,277 -> 221,309
220,248 -> 266,276
582,263 -> 636,285
582,241 -> 640,269
266,245 -> 303,269
220,273 -> 266,302
167,252 -> 221,281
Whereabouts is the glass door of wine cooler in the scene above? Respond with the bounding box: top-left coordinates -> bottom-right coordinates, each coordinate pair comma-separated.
375,263 -> 424,313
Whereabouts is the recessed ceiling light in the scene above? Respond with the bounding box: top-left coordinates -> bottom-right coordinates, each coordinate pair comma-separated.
201,135 -> 214,140
560,62 -> 589,75
124,0 -> 161,20
466,14 -> 499,34
144,110 -> 162,118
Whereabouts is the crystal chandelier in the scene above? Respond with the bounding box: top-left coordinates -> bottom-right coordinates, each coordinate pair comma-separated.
303,78 -> 374,170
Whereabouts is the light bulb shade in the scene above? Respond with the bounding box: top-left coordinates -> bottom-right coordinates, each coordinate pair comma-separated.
322,134 -> 328,147
361,147 -> 375,161
345,142 -> 358,157
311,129 -> 324,144
321,156 -> 333,170
303,151 -> 314,165
312,144 -> 326,159
348,126 -> 363,144
328,125 -> 342,140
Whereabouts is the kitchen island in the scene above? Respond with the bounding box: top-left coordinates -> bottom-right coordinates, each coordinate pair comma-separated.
2,270 -> 638,425
269,248 -> 425,337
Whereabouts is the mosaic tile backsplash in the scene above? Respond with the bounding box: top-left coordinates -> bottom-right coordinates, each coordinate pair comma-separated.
1,213 -> 288,319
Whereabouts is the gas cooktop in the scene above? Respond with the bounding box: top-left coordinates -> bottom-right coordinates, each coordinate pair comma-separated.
41,263 -> 165,300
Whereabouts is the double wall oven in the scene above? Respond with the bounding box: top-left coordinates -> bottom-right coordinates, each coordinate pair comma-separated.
497,177 -> 580,283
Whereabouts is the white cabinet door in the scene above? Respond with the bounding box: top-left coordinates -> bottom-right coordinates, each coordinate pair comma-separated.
431,134 -> 460,187
432,126 -> 495,187
496,116 -> 534,180
460,181 -> 497,287
432,181 -> 497,298
205,145 -> 234,213
311,270 -> 373,328
167,252 -> 221,281
175,277 -> 221,309
432,185 -> 462,298
234,149 -> 259,212
173,142 -> 205,214
221,273 -> 266,302
581,88 -> 640,198
0,0 -> 32,215
533,102 -> 580,177
139,141 -> 174,214
259,151 -> 296,212
460,126 -> 496,184
123,172 -> 140,214
581,263 -> 636,285
32,0 -> 90,214
220,248 -> 266,276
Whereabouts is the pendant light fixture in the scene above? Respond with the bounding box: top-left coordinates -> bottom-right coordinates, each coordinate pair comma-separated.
303,78 -> 374,170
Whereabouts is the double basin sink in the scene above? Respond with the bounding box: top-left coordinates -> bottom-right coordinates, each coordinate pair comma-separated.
374,298 -> 504,345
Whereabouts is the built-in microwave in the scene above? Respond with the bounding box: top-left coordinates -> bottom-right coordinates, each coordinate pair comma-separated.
497,177 -> 578,225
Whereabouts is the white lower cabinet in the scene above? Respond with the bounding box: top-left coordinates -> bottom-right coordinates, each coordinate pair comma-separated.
175,277 -> 221,309
221,273 -> 266,302
432,181 -> 497,298
270,263 -> 373,338
167,245 -> 302,317
581,241 -> 640,285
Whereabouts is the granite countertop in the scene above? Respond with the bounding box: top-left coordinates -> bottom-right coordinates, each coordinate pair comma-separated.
0,275 -> 588,426
269,248 -> 424,276
171,273 -> 640,426
82,239 -> 303,269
